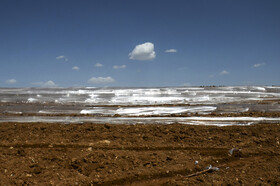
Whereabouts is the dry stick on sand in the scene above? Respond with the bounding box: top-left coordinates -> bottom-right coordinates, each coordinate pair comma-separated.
186,168 -> 215,178
186,165 -> 224,178
186,151 -> 242,178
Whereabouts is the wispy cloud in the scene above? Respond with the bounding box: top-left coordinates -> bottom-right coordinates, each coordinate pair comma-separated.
113,65 -> 126,69
253,63 -> 265,68
31,80 -> 58,87
88,76 -> 115,84
6,79 -> 17,84
165,49 -> 177,53
219,70 -> 230,75
95,63 -> 103,67
72,66 -> 80,71
56,55 -> 68,61
129,42 -> 156,61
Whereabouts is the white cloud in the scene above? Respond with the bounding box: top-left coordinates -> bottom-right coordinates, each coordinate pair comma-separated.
95,63 -> 103,67
253,63 -> 265,68
31,80 -> 58,87
43,80 -> 57,87
129,42 -> 156,61
88,76 -> 115,84
113,65 -> 126,69
165,49 -> 177,53
72,66 -> 80,70
6,79 -> 17,84
220,70 -> 230,75
56,55 -> 68,61
56,56 -> 65,59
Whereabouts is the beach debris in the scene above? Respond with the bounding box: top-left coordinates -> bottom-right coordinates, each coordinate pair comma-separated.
229,148 -> 237,155
212,167 -> 220,171
205,165 -> 219,171
186,164 -> 220,178
229,148 -> 242,157
206,164 -> 212,169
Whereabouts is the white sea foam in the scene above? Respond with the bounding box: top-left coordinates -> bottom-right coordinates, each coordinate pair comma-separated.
80,106 -> 216,116
252,87 -> 266,91
116,106 -> 216,116
39,110 -> 79,114
27,98 -> 37,103
6,111 -> 23,114
1,116 -> 280,126
2,86 -> 279,106
184,117 -> 280,121
110,96 -> 185,105
1,86 -> 280,120
38,110 -> 49,114
186,121 -> 254,126
80,108 -> 115,115
184,87 -> 205,90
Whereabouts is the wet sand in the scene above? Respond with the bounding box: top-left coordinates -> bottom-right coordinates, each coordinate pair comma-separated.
0,122 -> 279,185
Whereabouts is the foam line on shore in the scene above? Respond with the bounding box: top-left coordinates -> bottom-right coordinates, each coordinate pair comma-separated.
1,116 -> 280,126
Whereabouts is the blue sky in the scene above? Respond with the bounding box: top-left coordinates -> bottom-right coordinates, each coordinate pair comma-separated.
1,0 -> 280,87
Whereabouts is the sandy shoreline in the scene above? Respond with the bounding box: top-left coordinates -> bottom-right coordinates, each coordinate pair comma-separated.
0,122 -> 279,185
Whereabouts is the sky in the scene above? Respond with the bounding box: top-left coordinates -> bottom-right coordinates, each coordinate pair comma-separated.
0,0 -> 280,87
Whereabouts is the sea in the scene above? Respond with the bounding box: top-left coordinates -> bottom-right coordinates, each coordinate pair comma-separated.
1,86 -> 280,126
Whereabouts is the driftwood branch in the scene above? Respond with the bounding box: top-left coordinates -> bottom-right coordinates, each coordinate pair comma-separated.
186,168 -> 215,178
186,164 -> 225,178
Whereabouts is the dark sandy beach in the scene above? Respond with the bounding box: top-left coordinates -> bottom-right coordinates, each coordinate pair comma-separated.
0,122 -> 279,185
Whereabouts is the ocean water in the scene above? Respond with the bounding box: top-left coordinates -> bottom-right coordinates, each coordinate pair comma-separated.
1,86 -> 280,126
